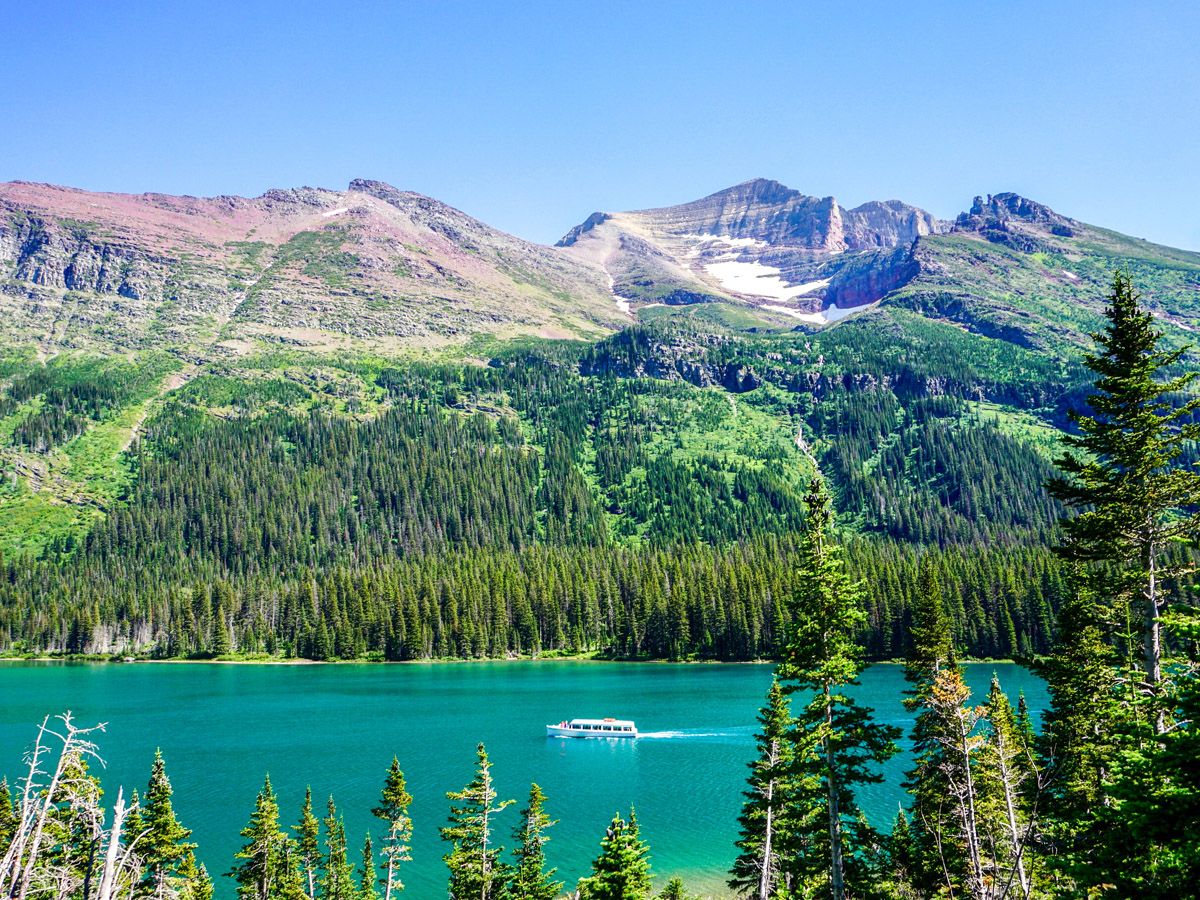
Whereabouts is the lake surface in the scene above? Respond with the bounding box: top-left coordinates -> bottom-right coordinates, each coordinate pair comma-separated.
0,660 -> 1046,898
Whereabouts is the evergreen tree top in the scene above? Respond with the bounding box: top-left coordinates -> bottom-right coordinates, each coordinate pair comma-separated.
1050,271 -> 1200,560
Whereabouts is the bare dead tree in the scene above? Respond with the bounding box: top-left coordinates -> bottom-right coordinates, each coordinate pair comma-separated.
928,671 -> 991,900
0,712 -> 149,900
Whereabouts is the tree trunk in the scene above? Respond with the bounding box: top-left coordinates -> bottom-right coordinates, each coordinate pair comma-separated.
824,686 -> 844,900
0,718 -> 49,891
958,725 -> 987,900
383,844 -> 395,900
16,734 -> 74,900
480,769 -> 491,900
758,739 -> 777,900
95,789 -> 129,900
1144,544 -> 1166,734
994,732 -> 1030,899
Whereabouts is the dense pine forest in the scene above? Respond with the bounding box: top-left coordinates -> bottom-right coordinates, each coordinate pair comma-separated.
3,273 -> 1199,898
7,298 -> 1193,662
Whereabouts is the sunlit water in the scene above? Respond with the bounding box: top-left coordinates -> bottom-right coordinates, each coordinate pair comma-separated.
0,660 -> 1045,898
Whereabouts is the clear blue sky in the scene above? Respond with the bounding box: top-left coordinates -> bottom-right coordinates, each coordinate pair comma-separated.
3,1 -> 1197,249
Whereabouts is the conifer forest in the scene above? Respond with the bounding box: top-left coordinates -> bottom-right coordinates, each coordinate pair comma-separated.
3,272 -> 1199,898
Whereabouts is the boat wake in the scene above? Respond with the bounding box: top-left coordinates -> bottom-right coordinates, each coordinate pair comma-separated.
637,729 -> 745,740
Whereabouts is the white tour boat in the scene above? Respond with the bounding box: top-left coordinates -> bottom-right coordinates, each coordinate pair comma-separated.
546,717 -> 637,739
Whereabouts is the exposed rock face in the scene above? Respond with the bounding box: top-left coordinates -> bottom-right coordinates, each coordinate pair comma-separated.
556,178 -> 949,322
824,245 -> 920,309
956,193 -> 1076,232
0,179 -> 627,354
842,200 -> 946,249
557,212 -> 612,247
953,192 -> 1078,251
2,212 -> 167,300
639,179 -> 849,250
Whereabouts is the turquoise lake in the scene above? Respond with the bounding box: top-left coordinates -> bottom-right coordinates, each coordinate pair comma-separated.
0,661 -> 1046,898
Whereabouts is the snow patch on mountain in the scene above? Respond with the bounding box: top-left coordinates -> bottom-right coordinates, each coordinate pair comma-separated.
762,300 -> 872,325
703,258 -> 830,301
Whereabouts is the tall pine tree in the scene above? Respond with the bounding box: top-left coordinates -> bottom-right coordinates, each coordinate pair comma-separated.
441,744 -> 513,900
509,783 -> 560,900
230,776 -> 291,900
901,563 -> 966,895
295,787 -> 322,900
778,476 -> 898,900
358,835 -> 379,900
729,678 -> 809,899
1049,270 -> 1200,731
371,758 -> 413,900
320,797 -> 356,900
132,750 -> 207,900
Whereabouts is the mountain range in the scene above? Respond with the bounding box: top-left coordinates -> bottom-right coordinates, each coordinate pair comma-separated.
558,178 -> 1199,346
4,177 -> 1199,359
0,175 -> 1198,559
0,178 -> 625,358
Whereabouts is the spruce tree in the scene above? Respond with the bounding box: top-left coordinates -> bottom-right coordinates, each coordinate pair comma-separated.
1037,581 -> 1120,845
370,758 -> 412,900
656,876 -> 699,900
729,678 -> 809,899
295,787 -> 322,900
509,783 -> 560,900
441,743 -> 513,900
901,563 -> 965,894
358,835 -> 379,900
882,809 -> 918,899
321,797 -> 356,900
577,810 -> 652,900
230,776 -> 289,900
1084,608 -> 1200,896
976,676 -> 1037,899
1048,271 -> 1200,730
921,663 -> 990,898
134,749 -> 200,900
777,477 -> 898,900
44,745 -> 105,890
188,864 -> 216,900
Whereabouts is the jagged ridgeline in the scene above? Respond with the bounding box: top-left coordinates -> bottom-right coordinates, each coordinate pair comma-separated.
1,178 -> 1198,660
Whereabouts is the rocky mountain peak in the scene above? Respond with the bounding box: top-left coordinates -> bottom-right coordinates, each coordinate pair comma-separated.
556,212 -> 612,248
706,178 -> 802,206
957,193 -> 1075,232
347,177 -> 402,198
842,200 -> 949,250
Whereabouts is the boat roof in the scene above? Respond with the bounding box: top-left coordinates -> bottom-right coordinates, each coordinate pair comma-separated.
568,718 -> 635,727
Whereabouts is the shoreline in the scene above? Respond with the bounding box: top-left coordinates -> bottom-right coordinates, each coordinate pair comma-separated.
0,654 -> 1023,667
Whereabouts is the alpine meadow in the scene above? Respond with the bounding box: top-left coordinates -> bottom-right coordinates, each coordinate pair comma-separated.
2,3 -> 1200,898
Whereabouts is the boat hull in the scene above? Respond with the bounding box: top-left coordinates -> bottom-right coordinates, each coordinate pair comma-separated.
546,723 -> 638,739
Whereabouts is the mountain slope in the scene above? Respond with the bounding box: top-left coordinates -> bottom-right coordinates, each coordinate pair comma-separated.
558,181 -> 1200,346
0,176 -> 1198,562
891,193 -> 1200,348
557,178 -> 948,323
0,178 -> 629,357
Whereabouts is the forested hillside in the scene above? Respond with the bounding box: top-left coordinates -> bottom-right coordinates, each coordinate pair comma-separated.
1,305 -> 1194,661
2,178 -> 1199,662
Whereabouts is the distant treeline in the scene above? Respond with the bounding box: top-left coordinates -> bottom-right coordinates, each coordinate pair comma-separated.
4,538 -> 1100,661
